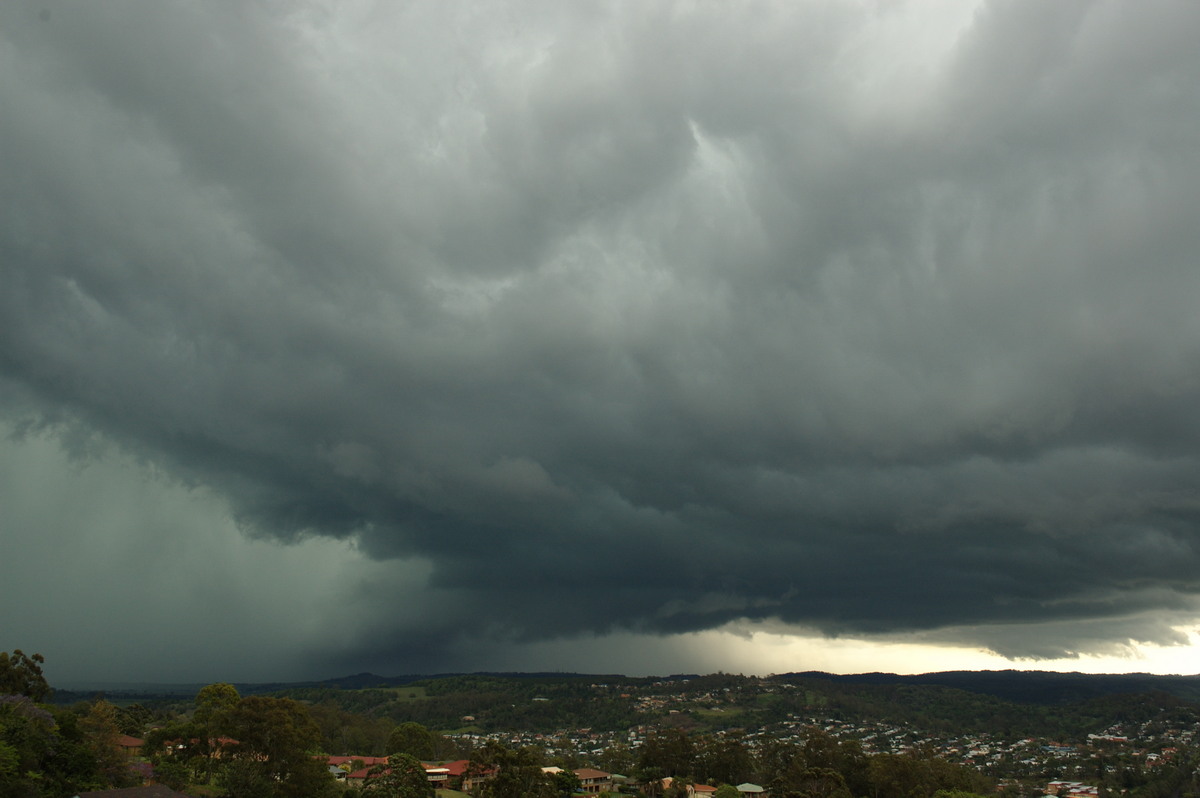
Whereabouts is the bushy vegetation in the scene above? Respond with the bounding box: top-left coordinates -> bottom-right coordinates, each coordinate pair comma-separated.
0,650 -> 146,798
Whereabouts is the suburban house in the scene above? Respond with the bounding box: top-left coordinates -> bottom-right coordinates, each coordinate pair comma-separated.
439,759 -> 472,789
462,765 -> 496,794
334,756 -> 473,791
659,777 -> 722,798
117,735 -> 144,757
327,755 -> 390,783
424,764 -> 451,787
574,767 -> 615,794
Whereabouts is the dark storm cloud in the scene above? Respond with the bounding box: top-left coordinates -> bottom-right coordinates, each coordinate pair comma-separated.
4,0 -> 1200,673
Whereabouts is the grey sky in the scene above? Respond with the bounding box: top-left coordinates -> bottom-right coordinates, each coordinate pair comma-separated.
4,0 -> 1200,683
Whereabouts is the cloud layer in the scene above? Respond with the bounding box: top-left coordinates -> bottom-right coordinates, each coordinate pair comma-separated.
4,0 -> 1200,677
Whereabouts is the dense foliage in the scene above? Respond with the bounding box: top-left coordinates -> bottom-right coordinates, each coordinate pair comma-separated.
142,684 -> 337,798
0,651 -> 139,798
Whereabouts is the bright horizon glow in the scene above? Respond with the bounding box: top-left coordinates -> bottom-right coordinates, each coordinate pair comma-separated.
456,623 -> 1200,681
691,625 -> 1200,678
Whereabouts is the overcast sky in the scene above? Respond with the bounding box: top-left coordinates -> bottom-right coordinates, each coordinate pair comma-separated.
4,0 -> 1200,685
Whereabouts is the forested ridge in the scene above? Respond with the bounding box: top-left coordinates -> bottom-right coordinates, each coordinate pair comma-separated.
236,670 -> 1200,740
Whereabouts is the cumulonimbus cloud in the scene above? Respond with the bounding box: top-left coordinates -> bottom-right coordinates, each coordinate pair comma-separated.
4,0 -> 1200,670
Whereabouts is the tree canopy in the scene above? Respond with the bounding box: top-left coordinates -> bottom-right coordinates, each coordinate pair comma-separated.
363,752 -> 434,798
223,695 -> 334,798
388,721 -> 437,760
0,650 -> 50,702
469,740 -> 558,798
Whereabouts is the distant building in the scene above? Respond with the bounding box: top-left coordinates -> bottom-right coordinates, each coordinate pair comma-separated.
574,768 -> 614,794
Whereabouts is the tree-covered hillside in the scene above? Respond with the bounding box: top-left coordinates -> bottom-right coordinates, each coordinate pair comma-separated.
246,670 -> 1200,742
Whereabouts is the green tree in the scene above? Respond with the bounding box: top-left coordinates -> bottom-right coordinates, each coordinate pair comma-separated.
550,768 -> 582,797
812,733 -> 869,797
154,759 -> 192,792
363,752 -> 434,798
639,728 -> 696,778
715,785 -> 742,798
0,739 -> 18,785
756,739 -> 799,789
310,700 -> 393,756
196,682 -> 240,727
223,696 -> 335,798
696,733 -> 752,787
0,694 -> 61,798
0,696 -> 100,798
635,764 -> 668,798
143,718 -> 207,785
387,722 -> 436,760
0,650 -> 51,702
598,741 -> 636,776
469,741 -> 556,798
114,703 -> 155,736
778,766 -> 852,798
79,700 -> 136,788
666,775 -> 694,798
195,682 -> 240,784
868,749 -> 990,798
220,757 -> 275,798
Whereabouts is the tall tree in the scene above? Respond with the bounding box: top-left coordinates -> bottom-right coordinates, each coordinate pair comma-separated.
0,650 -> 50,702
387,722 -> 436,760
114,703 -> 155,737
469,741 -> 556,798
195,682 -> 240,728
696,733 -> 752,787
79,700 -> 136,788
598,741 -> 635,776
309,700 -> 393,756
194,682 -> 240,784
0,696 -> 100,798
363,753 -> 434,798
777,766 -> 852,798
803,730 -> 869,797
639,728 -> 696,779
867,749 -> 990,798
222,696 -> 334,798
549,768 -> 581,797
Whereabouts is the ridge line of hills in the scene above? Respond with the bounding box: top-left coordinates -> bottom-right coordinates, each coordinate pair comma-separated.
55,668 -> 1200,706
313,669 -> 1200,703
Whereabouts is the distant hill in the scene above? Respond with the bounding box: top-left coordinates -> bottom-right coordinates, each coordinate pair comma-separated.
50,668 -> 1200,740
775,670 -> 1200,705
307,671 -> 632,689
